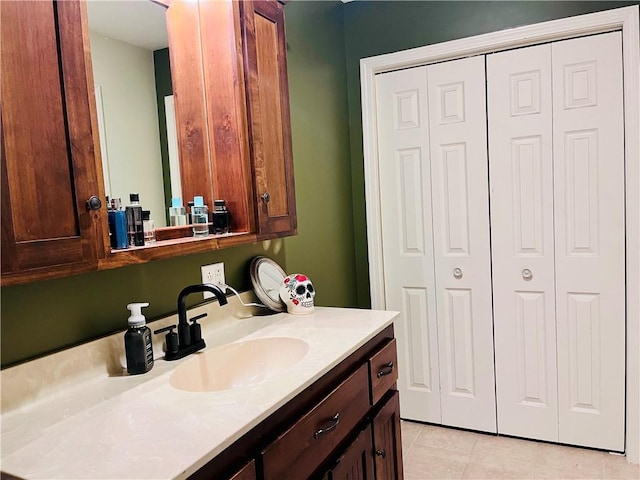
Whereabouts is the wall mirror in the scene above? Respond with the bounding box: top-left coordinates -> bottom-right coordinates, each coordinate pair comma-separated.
250,256 -> 287,312
87,0 -> 185,228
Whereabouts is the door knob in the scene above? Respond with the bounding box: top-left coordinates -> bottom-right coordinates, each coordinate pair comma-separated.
453,267 -> 463,279
86,195 -> 102,211
522,268 -> 533,281
261,192 -> 271,204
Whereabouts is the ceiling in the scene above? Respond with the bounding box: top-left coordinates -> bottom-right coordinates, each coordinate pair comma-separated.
86,0 -> 169,51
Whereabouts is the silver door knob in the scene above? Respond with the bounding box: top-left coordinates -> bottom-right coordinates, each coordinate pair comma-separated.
453,267 -> 463,279
261,192 -> 271,204
522,268 -> 533,281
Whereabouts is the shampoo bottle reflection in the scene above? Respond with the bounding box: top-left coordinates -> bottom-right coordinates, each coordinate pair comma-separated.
212,199 -> 230,234
124,302 -> 154,375
169,197 -> 187,226
142,210 -> 156,243
192,196 -> 209,237
108,198 -> 128,250
126,193 -> 144,246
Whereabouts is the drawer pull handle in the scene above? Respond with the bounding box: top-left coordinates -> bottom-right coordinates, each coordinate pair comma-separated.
376,449 -> 387,458
377,361 -> 394,378
314,413 -> 340,439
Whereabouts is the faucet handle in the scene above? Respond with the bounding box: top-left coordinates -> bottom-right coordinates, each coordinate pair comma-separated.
189,313 -> 207,323
154,325 -> 179,355
189,313 -> 207,343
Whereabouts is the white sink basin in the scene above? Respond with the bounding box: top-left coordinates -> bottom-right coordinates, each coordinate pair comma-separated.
169,337 -> 309,392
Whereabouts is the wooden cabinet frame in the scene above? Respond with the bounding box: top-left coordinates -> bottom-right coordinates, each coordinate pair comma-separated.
1,0 -> 297,286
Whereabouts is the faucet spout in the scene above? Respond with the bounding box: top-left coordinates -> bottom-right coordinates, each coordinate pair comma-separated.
177,283 -> 228,348
178,283 -> 228,326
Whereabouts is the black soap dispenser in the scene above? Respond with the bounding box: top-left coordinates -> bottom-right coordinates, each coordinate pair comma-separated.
124,302 -> 154,375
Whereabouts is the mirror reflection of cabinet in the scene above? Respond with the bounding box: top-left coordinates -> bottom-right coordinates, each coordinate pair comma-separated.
0,0 -> 296,286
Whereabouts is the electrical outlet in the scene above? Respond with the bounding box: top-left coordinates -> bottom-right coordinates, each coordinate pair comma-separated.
201,263 -> 225,299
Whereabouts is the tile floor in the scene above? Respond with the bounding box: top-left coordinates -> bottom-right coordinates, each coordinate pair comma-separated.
401,420 -> 640,479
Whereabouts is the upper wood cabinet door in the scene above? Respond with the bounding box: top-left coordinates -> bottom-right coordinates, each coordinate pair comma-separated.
1,0 -> 105,284
240,0 -> 297,235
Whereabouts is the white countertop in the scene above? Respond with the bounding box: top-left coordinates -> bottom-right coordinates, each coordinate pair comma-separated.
1,300 -> 397,480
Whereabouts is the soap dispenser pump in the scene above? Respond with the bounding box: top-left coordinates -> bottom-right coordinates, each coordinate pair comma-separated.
124,302 -> 154,375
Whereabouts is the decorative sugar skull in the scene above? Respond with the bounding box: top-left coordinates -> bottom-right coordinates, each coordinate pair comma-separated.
279,274 -> 315,315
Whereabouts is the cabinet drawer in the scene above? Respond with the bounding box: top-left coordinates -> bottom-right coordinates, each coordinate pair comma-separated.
368,339 -> 398,405
262,364 -> 370,480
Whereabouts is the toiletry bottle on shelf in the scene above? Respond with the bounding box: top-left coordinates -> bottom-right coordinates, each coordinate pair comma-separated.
124,302 -> 154,375
192,196 -> 209,237
142,210 -> 156,243
168,198 -> 187,226
109,198 -> 129,250
212,199 -> 230,234
126,193 -> 145,246
106,197 -> 113,247
187,200 -> 195,226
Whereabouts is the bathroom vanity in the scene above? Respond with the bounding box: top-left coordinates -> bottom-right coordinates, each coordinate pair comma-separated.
0,303 -> 402,479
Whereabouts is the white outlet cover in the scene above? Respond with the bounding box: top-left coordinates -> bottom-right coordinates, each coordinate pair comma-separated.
201,263 -> 225,299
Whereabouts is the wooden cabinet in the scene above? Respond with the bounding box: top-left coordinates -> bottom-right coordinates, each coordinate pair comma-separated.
240,0 -> 297,235
262,365 -> 370,479
0,0 -> 297,286
326,426 -> 376,480
189,326 -> 403,480
372,392 -> 403,480
1,0 -> 106,283
229,460 -> 257,480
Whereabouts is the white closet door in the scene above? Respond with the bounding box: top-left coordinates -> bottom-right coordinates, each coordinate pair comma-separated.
376,67 -> 442,423
552,32 -> 625,451
488,44 -> 559,442
426,56 -> 496,432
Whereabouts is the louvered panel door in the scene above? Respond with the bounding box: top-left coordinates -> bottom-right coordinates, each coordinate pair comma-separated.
552,32 -> 625,452
487,44 -> 559,442
426,56 -> 496,433
376,67 -> 442,424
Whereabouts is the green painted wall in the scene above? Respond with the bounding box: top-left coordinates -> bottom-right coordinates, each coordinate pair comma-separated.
3,0 -> 637,367
0,0 -> 352,368
343,1 -> 640,307
282,0 -> 356,309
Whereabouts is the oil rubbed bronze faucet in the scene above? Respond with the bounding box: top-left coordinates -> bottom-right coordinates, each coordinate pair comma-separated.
154,283 -> 228,361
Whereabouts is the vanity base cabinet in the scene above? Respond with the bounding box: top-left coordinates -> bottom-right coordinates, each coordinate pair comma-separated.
229,461 -> 257,480
188,326 -> 402,480
325,426 -> 376,480
372,391 -> 403,480
262,365 -> 370,480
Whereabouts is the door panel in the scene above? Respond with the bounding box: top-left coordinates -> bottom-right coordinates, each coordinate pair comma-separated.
427,55 -> 496,433
376,67 -> 442,423
487,43 -> 559,442
330,426 -> 375,480
552,32 -> 625,451
1,0 -> 103,276
372,391 -> 404,480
